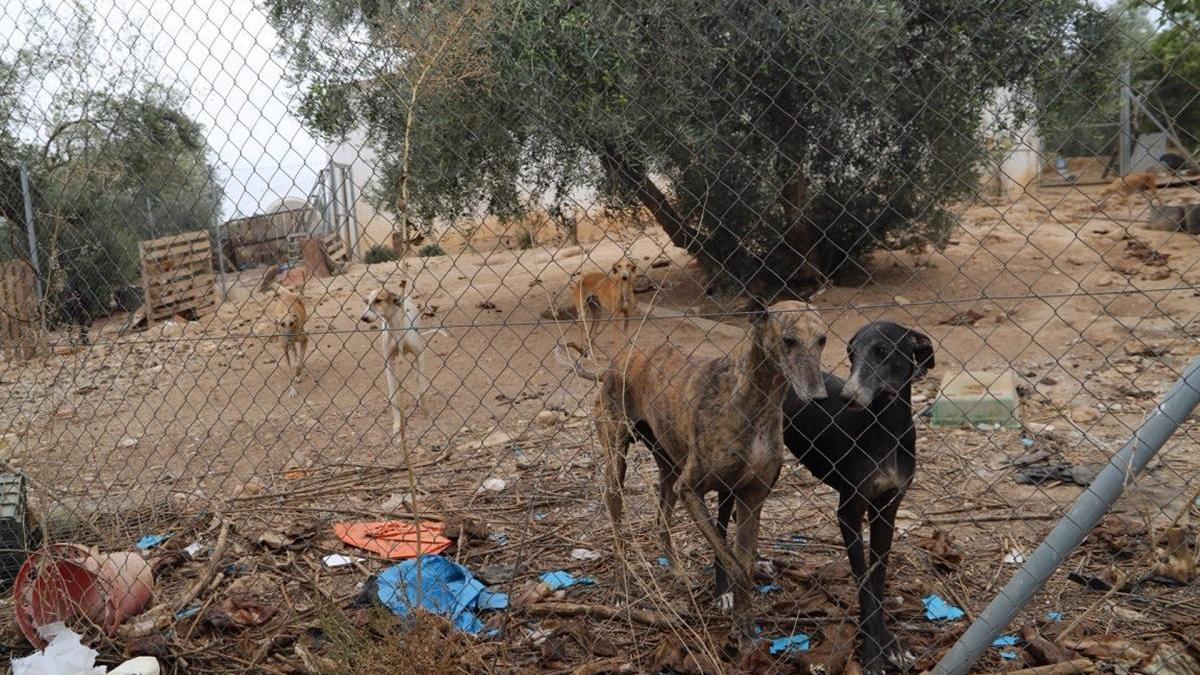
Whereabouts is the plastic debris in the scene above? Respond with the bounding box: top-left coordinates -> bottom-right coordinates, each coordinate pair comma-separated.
570,548 -> 601,562
323,554 -> 363,568
540,570 -> 596,590
1021,437 -> 1035,448
656,557 -> 670,567
108,657 -> 161,675
175,606 -> 200,620
1003,550 -> 1026,565
183,541 -> 204,558
135,534 -> 171,550
993,635 -> 1020,647
769,633 -> 810,655
999,650 -> 1019,661
1046,611 -> 1064,622
334,520 -> 452,559
376,555 -> 508,634
923,595 -> 965,621
758,583 -> 782,594
12,622 -> 105,674
480,478 -> 507,492
488,532 -> 509,546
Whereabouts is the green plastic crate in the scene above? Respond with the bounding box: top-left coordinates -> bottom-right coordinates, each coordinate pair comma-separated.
930,370 -> 1020,428
0,474 -> 31,591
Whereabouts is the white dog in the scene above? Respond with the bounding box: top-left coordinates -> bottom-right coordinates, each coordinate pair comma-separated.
359,282 -> 439,433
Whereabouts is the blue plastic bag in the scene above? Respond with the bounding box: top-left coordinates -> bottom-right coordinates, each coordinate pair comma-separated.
376,555 -> 509,635
923,595 -> 965,621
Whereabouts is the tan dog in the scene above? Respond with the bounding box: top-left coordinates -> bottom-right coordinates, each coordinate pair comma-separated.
569,256 -> 637,356
275,291 -> 309,396
1099,171 -> 1159,207
574,299 -> 827,642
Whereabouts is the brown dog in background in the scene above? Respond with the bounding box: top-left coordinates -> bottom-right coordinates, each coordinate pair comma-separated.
575,299 -> 828,643
570,256 -> 637,356
275,291 -> 309,396
1099,171 -> 1159,205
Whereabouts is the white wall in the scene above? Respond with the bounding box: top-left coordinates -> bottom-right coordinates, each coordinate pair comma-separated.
326,128 -> 396,257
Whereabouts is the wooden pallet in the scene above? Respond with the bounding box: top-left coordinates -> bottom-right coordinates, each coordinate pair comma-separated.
286,231 -> 348,269
0,261 -> 42,359
138,230 -> 215,326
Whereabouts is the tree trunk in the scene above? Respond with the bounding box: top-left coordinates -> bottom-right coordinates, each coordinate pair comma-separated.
599,145 -> 702,254
777,173 -> 823,288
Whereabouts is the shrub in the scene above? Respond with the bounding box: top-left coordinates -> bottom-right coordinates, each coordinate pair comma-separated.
364,244 -> 400,264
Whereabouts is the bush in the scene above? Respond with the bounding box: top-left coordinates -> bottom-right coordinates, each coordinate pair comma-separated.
364,245 -> 400,264
418,243 -> 445,257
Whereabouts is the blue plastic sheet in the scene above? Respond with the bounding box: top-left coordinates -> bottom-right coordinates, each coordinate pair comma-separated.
769,633 -> 810,655
992,635 -> 1020,647
1046,611 -> 1064,622
757,583 -> 782,594
922,594 -> 965,621
136,533 -> 172,550
376,555 -> 509,635
540,571 -> 596,590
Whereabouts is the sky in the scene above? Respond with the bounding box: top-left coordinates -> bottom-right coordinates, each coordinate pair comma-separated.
1,0 -> 325,219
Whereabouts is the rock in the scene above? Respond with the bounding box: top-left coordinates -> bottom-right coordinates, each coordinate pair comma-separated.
379,492 -> 412,513
1071,406 -> 1100,424
894,295 -> 912,306
118,437 -> 139,449
240,477 -> 264,496
571,548 -> 602,561
535,410 -> 564,428
53,345 -> 76,357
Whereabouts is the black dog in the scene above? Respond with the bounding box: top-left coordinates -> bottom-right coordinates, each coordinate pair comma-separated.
714,321 -> 933,671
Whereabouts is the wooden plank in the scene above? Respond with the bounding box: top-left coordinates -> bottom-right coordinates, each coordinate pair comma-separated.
142,248 -> 212,269
140,242 -> 211,264
145,265 -> 210,288
139,230 -> 209,252
147,280 -> 214,309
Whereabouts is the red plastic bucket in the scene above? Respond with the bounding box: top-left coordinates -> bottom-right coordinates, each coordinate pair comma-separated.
13,543 -> 153,648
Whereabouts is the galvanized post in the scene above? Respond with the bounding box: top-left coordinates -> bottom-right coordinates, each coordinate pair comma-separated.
17,162 -> 43,302
213,223 -> 228,298
932,353 -> 1200,675
1119,62 -> 1132,176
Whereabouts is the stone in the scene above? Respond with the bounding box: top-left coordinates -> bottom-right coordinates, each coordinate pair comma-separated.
930,370 -> 1020,428
535,410 -> 563,428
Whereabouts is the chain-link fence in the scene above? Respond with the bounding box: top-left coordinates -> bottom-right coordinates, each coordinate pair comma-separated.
2,1 -> 1200,673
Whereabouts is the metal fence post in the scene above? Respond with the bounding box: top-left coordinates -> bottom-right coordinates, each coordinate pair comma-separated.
932,353 -> 1200,675
17,161 -> 43,302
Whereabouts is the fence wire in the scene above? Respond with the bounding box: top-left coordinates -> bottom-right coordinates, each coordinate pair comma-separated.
1,1 -> 1200,674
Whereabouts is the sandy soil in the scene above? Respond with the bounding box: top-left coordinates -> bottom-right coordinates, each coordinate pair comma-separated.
1,181 -> 1199,672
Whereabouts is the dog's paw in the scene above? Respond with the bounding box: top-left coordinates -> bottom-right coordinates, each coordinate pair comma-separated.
717,592 -> 734,613
885,641 -> 916,670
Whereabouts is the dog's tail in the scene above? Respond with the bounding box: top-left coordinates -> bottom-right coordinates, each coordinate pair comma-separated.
554,340 -> 604,381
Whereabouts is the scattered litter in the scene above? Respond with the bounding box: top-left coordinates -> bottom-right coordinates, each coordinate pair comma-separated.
334,520 -> 452,559
1013,461 -> 1101,486
1046,611 -> 1064,622
768,633 -> 810,655
376,555 -> 508,634
1067,571 -> 1115,592
481,478 -> 507,493
758,583 -> 782,594
1003,549 -> 1026,565
488,532 -> 509,546
768,534 -> 808,551
656,557 -> 671,567
923,595 -> 965,621
12,622 -> 105,674
570,548 -> 601,562
135,534 -> 171,550
999,650 -> 1019,661
183,542 -> 204,558
540,570 -> 596,590
1021,437 -> 1035,448
175,606 -> 200,620
993,635 -> 1020,647
255,521 -> 320,551
323,554 -> 364,568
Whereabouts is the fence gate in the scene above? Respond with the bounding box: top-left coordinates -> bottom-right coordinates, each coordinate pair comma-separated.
0,260 -> 42,359
138,230 -> 216,326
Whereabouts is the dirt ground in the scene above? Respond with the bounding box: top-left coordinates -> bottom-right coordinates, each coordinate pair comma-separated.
2,181 -> 1200,673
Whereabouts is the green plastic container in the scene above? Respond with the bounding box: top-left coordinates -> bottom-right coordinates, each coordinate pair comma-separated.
930,370 -> 1020,428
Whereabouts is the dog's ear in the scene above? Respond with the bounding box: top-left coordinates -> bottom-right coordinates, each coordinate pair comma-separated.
906,330 -> 935,378
745,296 -> 769,325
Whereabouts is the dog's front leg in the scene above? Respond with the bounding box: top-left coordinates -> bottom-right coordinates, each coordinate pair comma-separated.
839,495 -> 888,674
712,490 -> 735,603
678,480 -> 744,606
868,496 -> 914,671
384,354 -> 404,435
731,487 -> 770,642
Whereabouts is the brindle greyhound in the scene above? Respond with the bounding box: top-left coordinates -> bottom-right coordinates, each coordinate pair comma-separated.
572,299 -> 827,641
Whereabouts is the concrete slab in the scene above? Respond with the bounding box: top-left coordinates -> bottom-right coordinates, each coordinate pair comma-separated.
931,370 -> 1020,428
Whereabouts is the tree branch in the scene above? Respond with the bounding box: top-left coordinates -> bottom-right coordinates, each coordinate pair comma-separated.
598,144 -> 699,253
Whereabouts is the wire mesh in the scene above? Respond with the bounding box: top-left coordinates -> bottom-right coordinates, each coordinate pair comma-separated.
1,0 -> 1200,673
